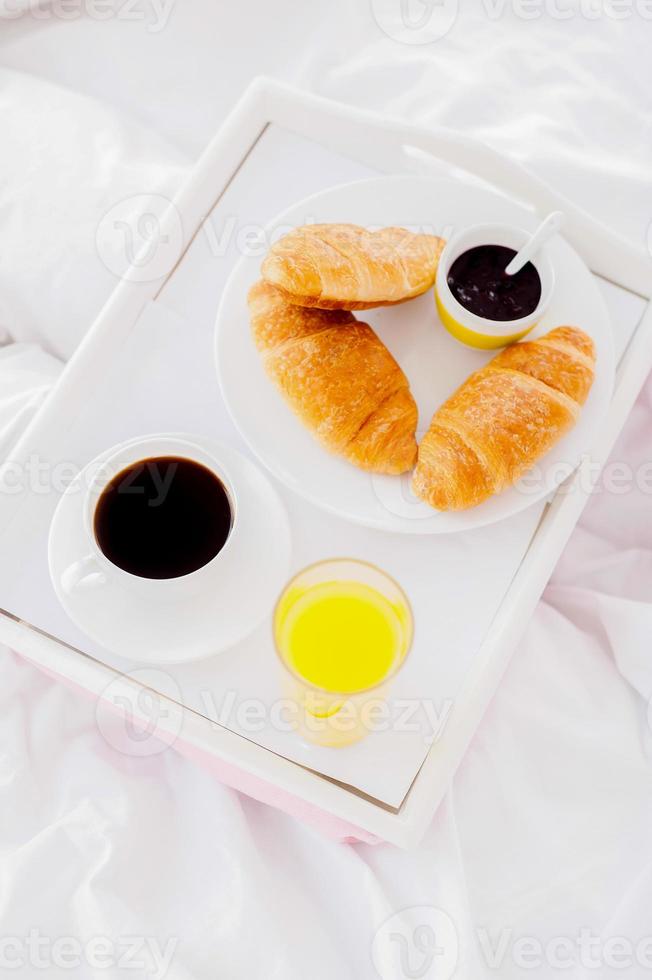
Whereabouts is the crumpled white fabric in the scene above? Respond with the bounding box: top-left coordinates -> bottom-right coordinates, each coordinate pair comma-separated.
305,0 -> 652,246
1,3 -> 652,978
0,67 -> 189,359
0,343 -> 61,454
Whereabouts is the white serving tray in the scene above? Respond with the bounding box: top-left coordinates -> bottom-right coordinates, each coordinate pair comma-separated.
1,78 -> 651,847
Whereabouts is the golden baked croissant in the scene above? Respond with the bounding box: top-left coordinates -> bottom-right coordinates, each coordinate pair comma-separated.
248,281 -> 418,474
261,224 -> 445,311
412,327 -> 596,510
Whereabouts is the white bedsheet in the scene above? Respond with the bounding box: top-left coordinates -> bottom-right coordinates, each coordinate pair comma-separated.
1,3 -> 651,978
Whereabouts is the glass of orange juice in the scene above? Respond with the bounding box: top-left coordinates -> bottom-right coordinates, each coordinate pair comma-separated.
273,559 -> 413,747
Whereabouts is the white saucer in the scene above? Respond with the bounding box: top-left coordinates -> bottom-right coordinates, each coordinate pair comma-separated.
48,437 -> 292,664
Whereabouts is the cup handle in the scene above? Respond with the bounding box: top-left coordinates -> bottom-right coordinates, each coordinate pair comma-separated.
61,554 -> 108,595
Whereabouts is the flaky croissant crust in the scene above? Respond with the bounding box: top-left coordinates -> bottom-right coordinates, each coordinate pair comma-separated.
412,327 -> 596,511
262,224 -> 445,310
248,281 -> 418,474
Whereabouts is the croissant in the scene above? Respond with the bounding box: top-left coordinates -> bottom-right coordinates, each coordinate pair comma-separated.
412,327 -> 596,510
248,281 -> 418,474
261,224 -> 445,311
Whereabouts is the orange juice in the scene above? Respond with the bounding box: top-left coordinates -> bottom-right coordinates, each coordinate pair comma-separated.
277,580 -> 407,692
274,560 -> 412,746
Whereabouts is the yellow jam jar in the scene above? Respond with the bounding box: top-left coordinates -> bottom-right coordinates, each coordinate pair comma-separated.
435,223 -> 555,350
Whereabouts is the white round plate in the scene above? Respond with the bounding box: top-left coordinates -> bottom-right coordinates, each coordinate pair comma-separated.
48,437 -> 291,663
215,176 -> 614,534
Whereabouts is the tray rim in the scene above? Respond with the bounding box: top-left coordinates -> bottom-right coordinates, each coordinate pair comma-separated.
1,77 -> 651,848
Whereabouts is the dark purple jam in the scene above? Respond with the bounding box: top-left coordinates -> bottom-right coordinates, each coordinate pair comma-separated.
447,244 -> 541,322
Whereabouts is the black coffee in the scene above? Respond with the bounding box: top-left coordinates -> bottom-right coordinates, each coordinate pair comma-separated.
94,456 -> 232,579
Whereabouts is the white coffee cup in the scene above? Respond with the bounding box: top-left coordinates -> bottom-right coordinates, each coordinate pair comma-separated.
60,434 -> 239,601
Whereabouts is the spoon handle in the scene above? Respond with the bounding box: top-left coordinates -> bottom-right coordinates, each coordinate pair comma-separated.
505,211 -> 565,276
